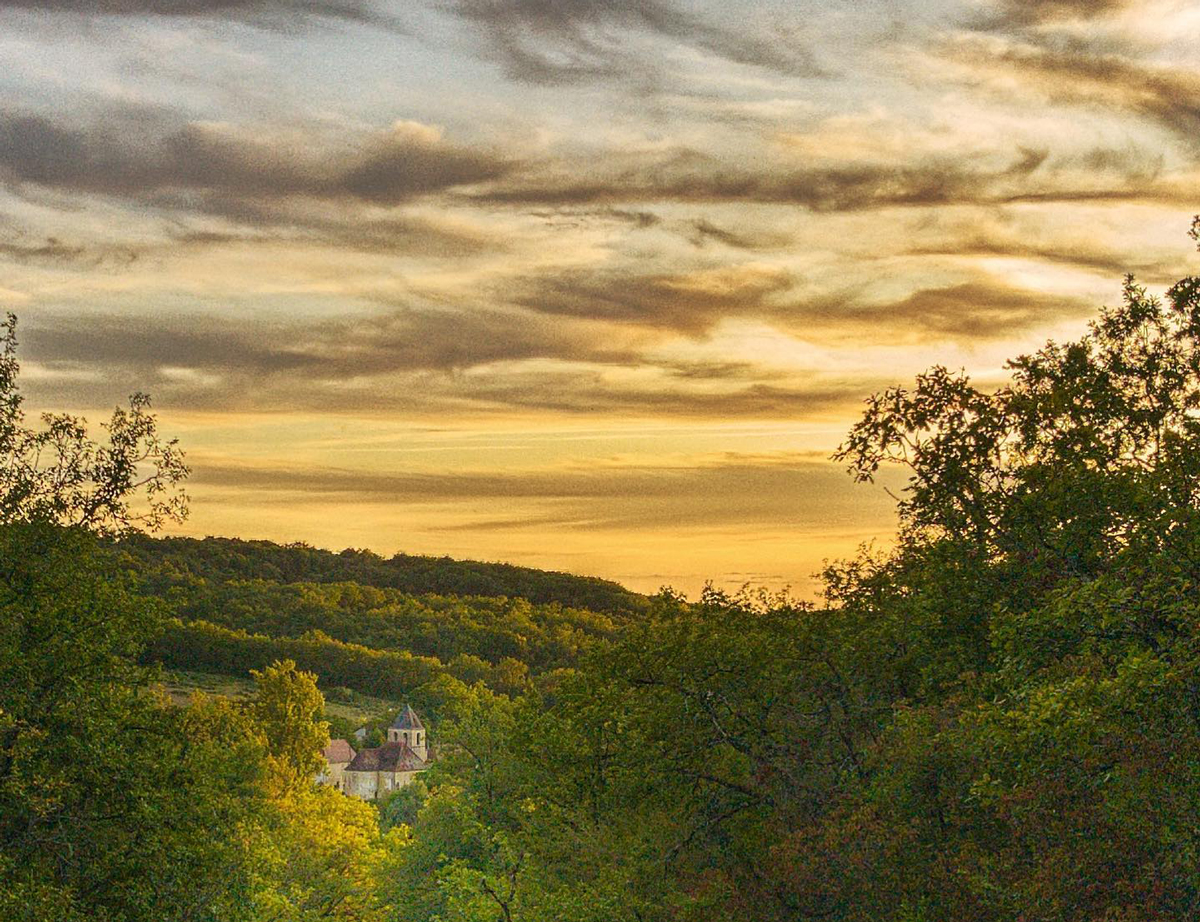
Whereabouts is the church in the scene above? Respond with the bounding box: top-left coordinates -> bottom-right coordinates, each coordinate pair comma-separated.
319,704 -> 431,800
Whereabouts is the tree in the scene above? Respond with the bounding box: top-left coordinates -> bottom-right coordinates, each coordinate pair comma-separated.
378,778 -> 429,832
0,312 -> 273,921
0,525 -> 269,922
796,219 -> 1200,918
377,223 -> 1200,922
250,659 -> 330,792
0,312 -> 188,534
251,784 -> 400,922
834,226 -> 1200,613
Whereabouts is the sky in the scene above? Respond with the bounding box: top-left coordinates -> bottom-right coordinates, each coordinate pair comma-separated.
4,0 -> 1200,596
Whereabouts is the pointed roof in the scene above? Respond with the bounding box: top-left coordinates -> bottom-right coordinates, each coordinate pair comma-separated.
390,704 -> 424,731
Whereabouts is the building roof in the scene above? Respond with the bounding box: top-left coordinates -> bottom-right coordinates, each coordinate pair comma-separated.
345,739 -> 427,774
323,738 -> 356,764
390,704 -> 424,731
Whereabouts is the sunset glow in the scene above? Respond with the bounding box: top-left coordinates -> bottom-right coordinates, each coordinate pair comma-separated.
5,0 -> 1199,594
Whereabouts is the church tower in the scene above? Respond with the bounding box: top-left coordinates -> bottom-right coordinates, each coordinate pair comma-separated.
387,704 -> 428,761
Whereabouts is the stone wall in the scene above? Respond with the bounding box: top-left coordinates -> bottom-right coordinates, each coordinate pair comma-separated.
342,768 -> 423,800
345,769 -> 379,800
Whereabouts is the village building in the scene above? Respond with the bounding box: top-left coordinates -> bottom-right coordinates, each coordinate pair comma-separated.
317,737 -> 356,790
320,704 -> 431,800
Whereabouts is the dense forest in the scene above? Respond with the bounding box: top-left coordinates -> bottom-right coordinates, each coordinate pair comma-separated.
124,538 -> 636,702
10,229 -> 1200,920
120,534 -> 645,616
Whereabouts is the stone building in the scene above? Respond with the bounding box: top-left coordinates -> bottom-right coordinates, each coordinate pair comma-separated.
317,738 -> 356,791
325,704 -> 431,800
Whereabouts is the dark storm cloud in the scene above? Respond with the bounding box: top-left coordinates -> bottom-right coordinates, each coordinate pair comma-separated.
443,0 -> 820,86
0,113 -> 512,205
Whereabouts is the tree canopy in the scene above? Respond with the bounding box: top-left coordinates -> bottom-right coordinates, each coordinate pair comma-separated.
0,313 -> 188,534
12,226 -> 1200,921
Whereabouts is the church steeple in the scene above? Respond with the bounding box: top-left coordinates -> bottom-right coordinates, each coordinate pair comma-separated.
386,704 -> 427,760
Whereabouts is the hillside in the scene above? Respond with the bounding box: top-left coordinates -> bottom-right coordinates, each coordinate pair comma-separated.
118,534 -> 646,615
120,534 -> 646,709
159,668 -> 402,740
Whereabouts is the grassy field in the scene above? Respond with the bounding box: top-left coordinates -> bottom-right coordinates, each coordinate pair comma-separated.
159,668 -> 401,730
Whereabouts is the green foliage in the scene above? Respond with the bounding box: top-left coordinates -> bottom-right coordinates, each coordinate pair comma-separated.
0,314 -> 188,534
21,228 -> 1200,921
147,618 -> 456,712
0,524 -> 402,921
375,226 -> 1200,921
378,778 -> 429,832
0,523 -> 268,921
0,321 -> 400,921
250,783 -> 401,921
120,533 -> 645,615
250,660 -> 330,790
132,556 -> 629,704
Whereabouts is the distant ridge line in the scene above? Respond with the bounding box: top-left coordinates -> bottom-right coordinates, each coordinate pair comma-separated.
117,534 -> 647,616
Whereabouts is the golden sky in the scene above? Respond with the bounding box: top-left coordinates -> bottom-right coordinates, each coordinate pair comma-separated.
4,0 -> 1200,596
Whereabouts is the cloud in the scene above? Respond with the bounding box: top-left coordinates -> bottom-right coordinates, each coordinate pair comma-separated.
19,299 -> 882,420
22,302 -> 637,382
974,0 -> 1140,30
0,209 -> 502,270
937,34 -> 1200,144
780,276 -> 1093,343
470,142 -> 1165,211
506,261 -> 1100,344
509,263 -> 795,333
188,451 -> 898,532
0,234 -> 139,267
683,218 -> 791,251
902,225 -> 1182,281
0,113 -> 512,206
480,257 -> 1107,347
16,263 -> 1100,423
443,0 -> 820,86
0,0 -> 398,30
0,107 -> 1173,250
455,372 -> 873,419
165,210 -> 504,258
336,121 -> 512,202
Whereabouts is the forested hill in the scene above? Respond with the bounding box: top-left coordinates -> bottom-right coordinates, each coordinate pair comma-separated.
118,534 -> 646,615
19,245 -> 1200,921
118,533 -> 648,708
